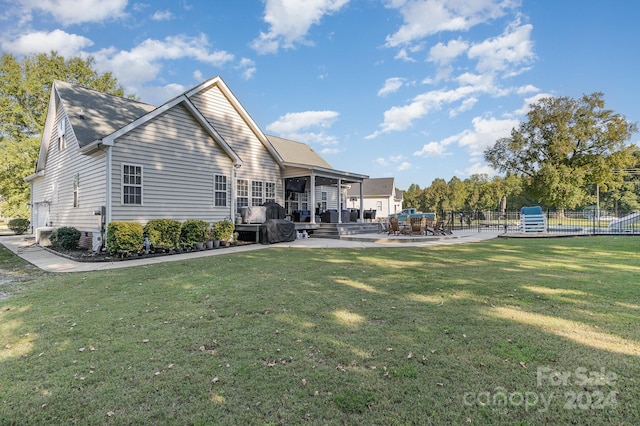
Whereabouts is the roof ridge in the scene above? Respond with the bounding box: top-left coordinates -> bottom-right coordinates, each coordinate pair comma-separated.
54,79 -> 156,108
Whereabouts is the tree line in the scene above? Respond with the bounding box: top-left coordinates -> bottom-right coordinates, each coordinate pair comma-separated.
400,165 -> 640,216
402,92 -> 639,215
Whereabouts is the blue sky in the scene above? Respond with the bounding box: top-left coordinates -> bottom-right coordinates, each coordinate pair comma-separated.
2,0 -> 639,190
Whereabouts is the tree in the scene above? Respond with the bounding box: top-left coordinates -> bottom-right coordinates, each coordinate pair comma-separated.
484,93 -> 638,210
0,52 -> 130,217
402,183 -> 423,210
424,178 -> 450,212
447,176 -> 467,211
463,174 -> 497,211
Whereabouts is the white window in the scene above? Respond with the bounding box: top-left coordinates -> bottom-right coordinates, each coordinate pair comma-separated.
300,192 -> 308,210
214,175 -> 228,207
251,180 -> 263,206
122,164 -> 142,205
321,191 -> 327,211
265,181 -> 276,204
57,118 -> 66,151
73,174 -> 79,208
237,179 -> 249,209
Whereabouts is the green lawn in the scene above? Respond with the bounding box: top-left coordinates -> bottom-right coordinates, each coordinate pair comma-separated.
1,237 -> 639,425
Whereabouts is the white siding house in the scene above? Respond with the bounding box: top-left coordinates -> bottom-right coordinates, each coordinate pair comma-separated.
346,177 -> 403,219
26,76 -> 368,248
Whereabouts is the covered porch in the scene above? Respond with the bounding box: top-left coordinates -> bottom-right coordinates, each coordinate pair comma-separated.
283,166 -> 369,225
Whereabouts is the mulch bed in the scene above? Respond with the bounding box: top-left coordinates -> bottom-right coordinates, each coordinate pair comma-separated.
44,241 -> 256,263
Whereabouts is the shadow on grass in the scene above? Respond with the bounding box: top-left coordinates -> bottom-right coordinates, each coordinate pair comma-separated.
0,237 -> 639,424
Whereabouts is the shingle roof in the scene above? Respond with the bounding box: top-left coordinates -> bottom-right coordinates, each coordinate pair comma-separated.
346,177 -> 396,197
54,80 -> 157,147
265,134 -> 333,169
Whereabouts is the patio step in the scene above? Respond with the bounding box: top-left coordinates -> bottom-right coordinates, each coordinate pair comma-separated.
312,223 -> 379,239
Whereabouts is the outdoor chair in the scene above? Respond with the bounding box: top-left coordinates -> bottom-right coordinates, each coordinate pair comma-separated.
388,217 -> 400,235
410,217 -> 423,235
432,219 -> 446,235
378,221 -> 389,233
424,218 -> 436,235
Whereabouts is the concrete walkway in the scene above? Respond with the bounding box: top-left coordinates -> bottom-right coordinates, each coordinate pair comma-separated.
0,230 -> 500,273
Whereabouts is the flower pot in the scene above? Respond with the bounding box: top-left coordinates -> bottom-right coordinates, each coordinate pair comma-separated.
213,240 -> 220,248
206,240 -> 214,249
196,242 -> 205,250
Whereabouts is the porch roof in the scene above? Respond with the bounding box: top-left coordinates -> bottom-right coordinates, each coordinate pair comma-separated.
266,134 -> 368,184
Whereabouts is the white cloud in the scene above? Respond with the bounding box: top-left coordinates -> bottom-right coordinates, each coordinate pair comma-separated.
398,161 -> 412,171
375,157 -> 389,166
415,115 -> 517,163
1,29 -> 93,57
394,48 -> 417,62
461,162 -> 496,177
267,110 -> 339,134
449,96 -> 478,117
266,110 -> 340,147
251,0 -> 350,54
237,57 -> 256,80
367,85 -> 478,138
378,77 -> 405,97
515,84 -> 539,94
385,0 -> 517,47
429,38 -> 469,66
413,141 -> 449,157
136,83 -> 186,105
91,34 -> 234,90
512,92 -> 551,115
468,21 -> 534,75
151,10 -> 174,21
320,147 -> 341,154
20,0 -> 128,25
457,115 -> 519,156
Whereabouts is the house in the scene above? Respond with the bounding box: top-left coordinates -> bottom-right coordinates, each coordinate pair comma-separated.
25,77 -> 368,249
345,177 -> 403,219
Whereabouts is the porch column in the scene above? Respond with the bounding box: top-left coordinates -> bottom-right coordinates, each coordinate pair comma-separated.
338,178 -> 342,223
359,183 -> 364,222
310,173 -> 316,224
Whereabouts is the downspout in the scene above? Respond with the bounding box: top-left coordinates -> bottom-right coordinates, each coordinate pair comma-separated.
106,147 -> 112,228
30,182 -> 34,234
232,164 -> 239,221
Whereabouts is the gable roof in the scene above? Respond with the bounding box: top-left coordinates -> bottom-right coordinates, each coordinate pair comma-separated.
186,77 -> 284,168
346,177 -> 396,197
54,80 -> 157,148
265,135 -> 332,169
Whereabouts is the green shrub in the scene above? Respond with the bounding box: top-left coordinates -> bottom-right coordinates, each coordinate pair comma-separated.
106,222 -> 143,255
212,219 -> 234,242
7,218 -> 30,235
143,219 -> 181,250
179,219 -> 208,247
50,227 -> 81,250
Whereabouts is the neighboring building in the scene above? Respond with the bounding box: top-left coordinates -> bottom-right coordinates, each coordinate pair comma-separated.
25,77 -> 368,249
346,177 -> 403,219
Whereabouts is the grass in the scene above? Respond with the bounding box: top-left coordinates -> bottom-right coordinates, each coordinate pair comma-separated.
0,236 -> 639,425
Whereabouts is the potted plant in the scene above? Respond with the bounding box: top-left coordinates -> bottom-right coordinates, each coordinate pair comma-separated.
205,226 -> 215,249
213,219 -> 234,247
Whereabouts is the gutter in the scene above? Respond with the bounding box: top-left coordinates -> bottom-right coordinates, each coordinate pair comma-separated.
24,170 -> 45,182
